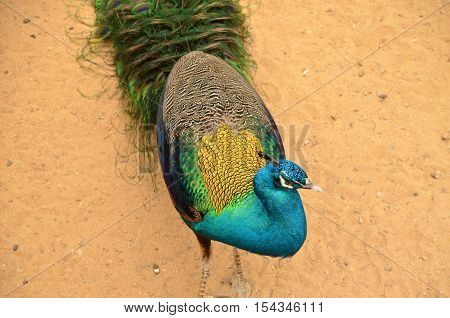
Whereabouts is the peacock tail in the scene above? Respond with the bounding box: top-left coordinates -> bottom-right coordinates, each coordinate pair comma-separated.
89,0 -> 253,130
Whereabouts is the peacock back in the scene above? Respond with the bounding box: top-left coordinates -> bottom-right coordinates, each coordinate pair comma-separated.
158,52 -> 284,223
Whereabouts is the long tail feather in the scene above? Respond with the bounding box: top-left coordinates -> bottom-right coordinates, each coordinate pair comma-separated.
88,0 -> 253,131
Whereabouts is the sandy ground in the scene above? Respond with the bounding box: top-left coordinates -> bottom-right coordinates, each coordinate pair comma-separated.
0,0 -> 449,298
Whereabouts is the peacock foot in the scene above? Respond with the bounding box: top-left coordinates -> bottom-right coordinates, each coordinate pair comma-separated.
229,272 -> 252,298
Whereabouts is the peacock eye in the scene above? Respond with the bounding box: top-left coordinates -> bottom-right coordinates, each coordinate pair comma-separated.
279,175 -> 294,189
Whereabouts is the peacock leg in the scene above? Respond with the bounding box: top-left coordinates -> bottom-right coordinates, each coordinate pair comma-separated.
195,233 -> 211,298
233,247 -> 245,283
198,256 -> 211,298
230,247 -> 252,297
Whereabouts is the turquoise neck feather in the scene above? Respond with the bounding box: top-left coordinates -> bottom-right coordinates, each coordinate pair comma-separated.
190,163 -> 307,257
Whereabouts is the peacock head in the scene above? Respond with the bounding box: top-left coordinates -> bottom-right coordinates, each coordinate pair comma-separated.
258,152 -> 322,192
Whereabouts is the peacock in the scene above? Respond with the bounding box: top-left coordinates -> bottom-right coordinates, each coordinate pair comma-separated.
86,0 -> 321,297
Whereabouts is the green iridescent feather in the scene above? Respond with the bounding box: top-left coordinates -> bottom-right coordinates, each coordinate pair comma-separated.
177,127 -> 282,216
89,0 -> 254,132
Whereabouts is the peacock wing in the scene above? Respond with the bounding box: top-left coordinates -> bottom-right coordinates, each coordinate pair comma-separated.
157,52 -> 285,221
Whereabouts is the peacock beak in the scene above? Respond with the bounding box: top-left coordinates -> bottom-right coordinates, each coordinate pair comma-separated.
302,178 -> 323,192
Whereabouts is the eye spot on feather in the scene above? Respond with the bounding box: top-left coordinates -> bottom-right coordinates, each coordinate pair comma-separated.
132,3 -> 151,14
108,1 -> 122,9
94,26 -> 112,41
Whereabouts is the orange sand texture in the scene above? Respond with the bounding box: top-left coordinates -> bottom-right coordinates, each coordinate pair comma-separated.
1,0 -> 449,297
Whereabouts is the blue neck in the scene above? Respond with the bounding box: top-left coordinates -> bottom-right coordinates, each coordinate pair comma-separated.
253,163 -> 307,255
193,163 -> 307,257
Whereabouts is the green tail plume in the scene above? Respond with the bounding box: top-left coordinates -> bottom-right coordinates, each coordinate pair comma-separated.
89,0 -> 253,130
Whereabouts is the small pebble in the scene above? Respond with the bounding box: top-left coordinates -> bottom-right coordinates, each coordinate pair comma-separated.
377,92 -> 388,101
358,69 -> 364,77
69,26 -> 74,30
30,34 -> 36,38
413,192 -> 418,197
302,68 -> 309,77
6,160 -> 13,167
152,264 -> 160,275
12,244 -> 19,251
23,18 -> 31,24
357,216 -> 364,224
431,170 -> 441,180
376,191 -> 384,198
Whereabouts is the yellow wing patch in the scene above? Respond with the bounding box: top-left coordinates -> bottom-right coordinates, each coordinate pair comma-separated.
197,125 -> 266,214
